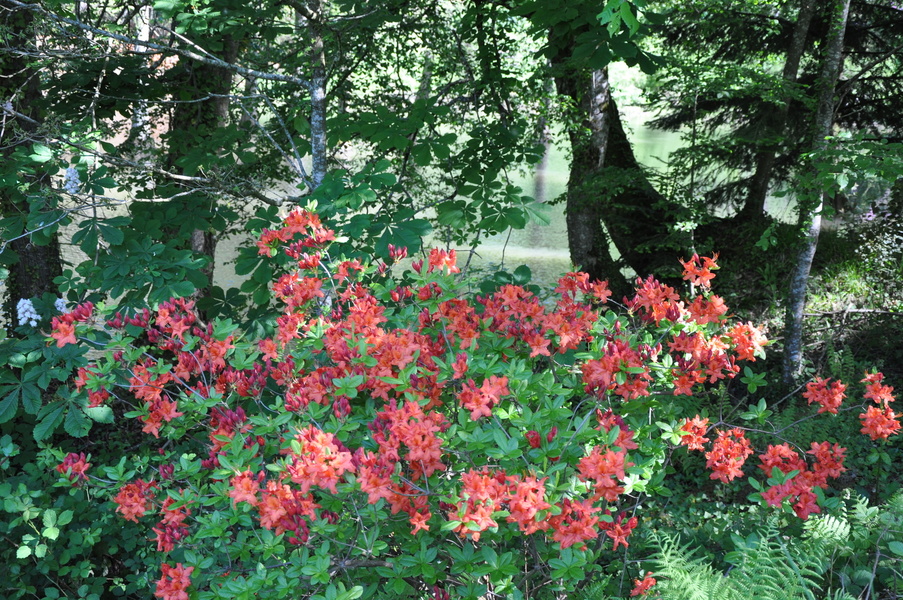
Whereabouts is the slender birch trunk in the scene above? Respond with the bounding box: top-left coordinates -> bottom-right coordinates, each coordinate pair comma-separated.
782,0 -> 852,383
307,0 -> 328,190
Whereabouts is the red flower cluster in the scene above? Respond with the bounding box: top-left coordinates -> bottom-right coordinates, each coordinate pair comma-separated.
49,301 -> 93,347
154,563 -> 193,600
459,375 -> 510,420
599,510 -> 639,551
680,253 -> 719,288
758,442 -> 846,519
286,425 -> 355,494
860,372 -> 901,440
152,497 -> 190,553
63,209 -> 903,597
128,360 -> 180,438
631,573 -> 657,597
578,445 -> 631,503
803,377 -> 846,414
678,416 -> 710,451
74,365 -> 110,408
548,498 -> 601,550
113,479 -> 156,522
704,428 -> 754,483
449,467 -> 553,542
257,480 -> 319,544
56,452 -> 90,484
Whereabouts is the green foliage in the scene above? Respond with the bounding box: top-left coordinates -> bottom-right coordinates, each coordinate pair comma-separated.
647,521 -> 849,600
806,492 -> 903,597
0,443 -> 156,599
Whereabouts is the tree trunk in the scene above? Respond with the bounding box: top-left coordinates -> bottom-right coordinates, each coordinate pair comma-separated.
0,2 -> 63,330
305,0 -> 328,190
741,0 -> 816,220
553,54 -> 689,296
165,34 -> 239,306
782,0 -> 851,383
553,64 -> 631,296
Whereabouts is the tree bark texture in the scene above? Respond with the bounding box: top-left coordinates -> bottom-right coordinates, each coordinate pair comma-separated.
0,1 -> 63,329
553,56 -> 688,297
306,0 -> 328,190
554,64 -> 630,297
782,0 -> 852,383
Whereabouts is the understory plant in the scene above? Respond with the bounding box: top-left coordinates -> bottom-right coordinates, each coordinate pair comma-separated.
5,208 -> 900,599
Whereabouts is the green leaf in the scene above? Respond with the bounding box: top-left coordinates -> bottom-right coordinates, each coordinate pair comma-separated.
513,265 -> 532,285
0,389 -> 19,424
64,407 -> 91,438
34,403 -> 65,442
16,545 -> 31,559
85,405 -> 114,423
169,280 -> 196,299
620,2 -> 640,36
20,383 -> 41,415
29,144 -> 53,163
888,541 -> 903,557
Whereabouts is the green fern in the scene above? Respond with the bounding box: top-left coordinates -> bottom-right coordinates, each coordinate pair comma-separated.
647,520 -> 831,600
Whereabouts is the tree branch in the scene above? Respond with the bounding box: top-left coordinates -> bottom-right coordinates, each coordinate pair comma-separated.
6,0 -> 312,90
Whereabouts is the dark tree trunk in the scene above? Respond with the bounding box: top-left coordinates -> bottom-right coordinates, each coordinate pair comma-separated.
554,66 -> 630,296
783,0 -> 852,383
741,0 -> 816,220
0,2 -> 63,330
553,55 -> 688,297
165,35 -> 239,307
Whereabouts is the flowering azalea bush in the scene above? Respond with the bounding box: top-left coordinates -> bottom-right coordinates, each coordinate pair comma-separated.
40,209 -> 900,599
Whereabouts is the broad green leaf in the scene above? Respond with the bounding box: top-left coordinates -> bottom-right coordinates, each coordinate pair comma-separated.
34,403 -> 65,442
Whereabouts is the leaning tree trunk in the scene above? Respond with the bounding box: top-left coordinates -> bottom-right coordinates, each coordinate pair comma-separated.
782,0 -> 852,383
552,54 -> 689,296
0,1 -> 63,331
740,0 -> 816,220
553,64 -> 631,296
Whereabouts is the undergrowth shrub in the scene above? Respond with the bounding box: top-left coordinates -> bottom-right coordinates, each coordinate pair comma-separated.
1,208 -> 900,599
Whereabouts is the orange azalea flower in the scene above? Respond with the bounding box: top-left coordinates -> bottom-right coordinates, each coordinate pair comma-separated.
680,253 -> 719,288
860,405 -> 901,440
286,425 -> 355,494
863,372 -> 895,404
578,446 -> 629,503
549,498 -> 600,550
50,318 -> 77,347
459,375 -> 509,420
726,322 -> 768,361
678,416 -> 710,451
631,573 -> 657,597
229,470 -> 262,507
758,444 -> 805,476
686,294 -> 728,324
154,563 -> 194,600
506,475 -> 551,535
803,377 -> 847,414
427,248 -> 460,274
705,428 -> 753,483
56,452 -> 90,484
152,498 -> 190,553
114,479 -> 156,522
600,511 -> 638,551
